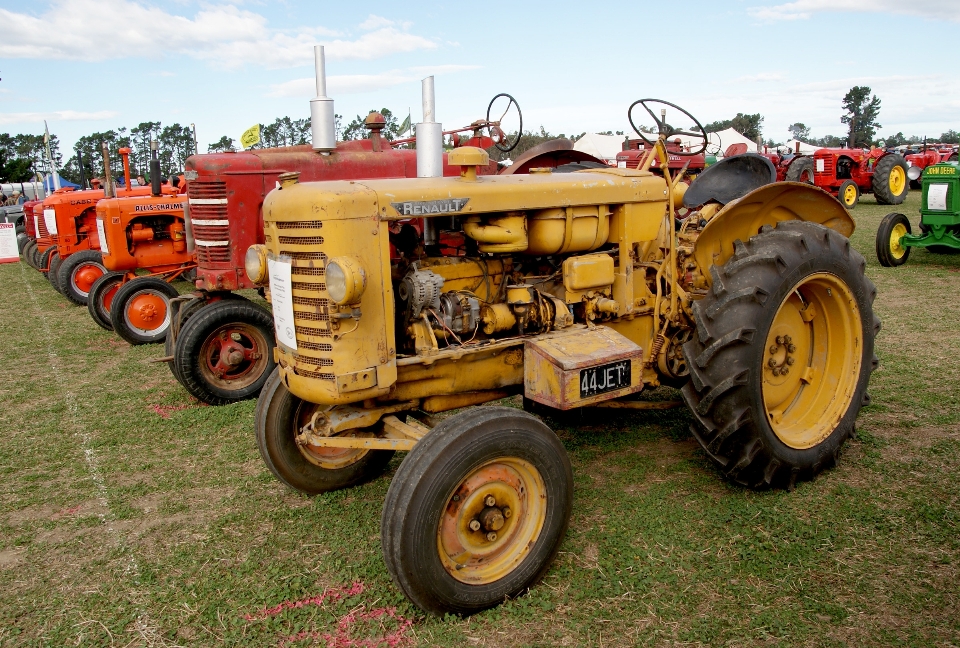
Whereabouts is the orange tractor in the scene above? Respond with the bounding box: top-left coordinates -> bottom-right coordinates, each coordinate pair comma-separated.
38,146 -> 173,305
87,144 -> 193,343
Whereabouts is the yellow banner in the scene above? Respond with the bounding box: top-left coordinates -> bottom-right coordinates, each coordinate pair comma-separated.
240,124 -> 261,149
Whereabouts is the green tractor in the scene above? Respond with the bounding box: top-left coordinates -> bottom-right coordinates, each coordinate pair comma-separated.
877,161 -> 960,265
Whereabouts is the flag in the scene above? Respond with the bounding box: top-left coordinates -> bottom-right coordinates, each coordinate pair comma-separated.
240,124 -> 261,149
398,113 -> 411,137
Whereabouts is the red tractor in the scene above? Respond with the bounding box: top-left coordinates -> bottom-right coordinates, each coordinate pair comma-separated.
617,137 -> 706,178
905,144 -> 959,188
802,147 -> 909,209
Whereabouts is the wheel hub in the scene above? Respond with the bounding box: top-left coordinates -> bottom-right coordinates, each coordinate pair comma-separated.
73,264 -> 105,294
200,324 -> 268,388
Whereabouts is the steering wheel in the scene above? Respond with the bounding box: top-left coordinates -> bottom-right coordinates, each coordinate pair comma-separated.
628,99 -> 707,156
486,93 -> 522,152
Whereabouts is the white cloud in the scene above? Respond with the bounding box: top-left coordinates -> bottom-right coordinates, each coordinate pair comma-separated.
269,65 -> 482,98
750,0 -> 960,22
0,1 -> 438,69
0,110 -> 119,125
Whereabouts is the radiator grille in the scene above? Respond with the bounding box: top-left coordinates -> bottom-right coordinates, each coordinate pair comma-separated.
37,216 -> 49,238
189,180 -> 227,200
189,180 -> 231,268
277,220 -> 335,381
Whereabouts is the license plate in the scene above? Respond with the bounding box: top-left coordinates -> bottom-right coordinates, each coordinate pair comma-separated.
579,359 -> 631,398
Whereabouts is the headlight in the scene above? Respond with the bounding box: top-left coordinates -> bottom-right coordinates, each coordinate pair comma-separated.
325,257 -> 366,305
245,245 -> 268,285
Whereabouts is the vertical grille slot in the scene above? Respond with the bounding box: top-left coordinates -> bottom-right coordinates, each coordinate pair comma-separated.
189,180 -> 231,267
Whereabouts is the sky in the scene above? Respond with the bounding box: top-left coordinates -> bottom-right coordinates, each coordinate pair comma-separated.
1,0 -> 959,157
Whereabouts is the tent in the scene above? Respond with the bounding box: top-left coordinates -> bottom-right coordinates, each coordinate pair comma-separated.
572,133 -> 625,164
783,139 -> 819,154
42,173 -> 80,192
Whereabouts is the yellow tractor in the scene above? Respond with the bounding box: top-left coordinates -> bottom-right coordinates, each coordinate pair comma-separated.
246,99 -> 879,615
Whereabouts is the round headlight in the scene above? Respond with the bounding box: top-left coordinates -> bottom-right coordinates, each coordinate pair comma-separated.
245,245 -> 268,285
325,257 -> 365,305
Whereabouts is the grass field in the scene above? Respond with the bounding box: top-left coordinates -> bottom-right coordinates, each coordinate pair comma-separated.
1,191 -> 958,647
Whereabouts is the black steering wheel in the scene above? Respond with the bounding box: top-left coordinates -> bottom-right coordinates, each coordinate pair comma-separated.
628,99 -> 707,156
486,93 -> 522,152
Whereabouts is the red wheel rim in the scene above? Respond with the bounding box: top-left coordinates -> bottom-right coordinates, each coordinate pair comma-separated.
123,290 -> 170,333
101,281 -> 121,313
71,262 -> 106,296
198,323 -> 269,389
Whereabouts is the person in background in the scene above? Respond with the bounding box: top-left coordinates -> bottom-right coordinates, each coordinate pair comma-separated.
13,191 -> 23,205
136,174 -> 146,187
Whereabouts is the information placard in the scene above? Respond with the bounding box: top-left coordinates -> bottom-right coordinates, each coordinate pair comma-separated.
0,223 -> 19,264
928,184 -> 949,211
267,257 -> 298,351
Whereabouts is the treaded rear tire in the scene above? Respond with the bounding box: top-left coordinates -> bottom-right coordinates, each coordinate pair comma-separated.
784,156 -> 814,184
681,220 -> 879,489
872,154 -> 909,205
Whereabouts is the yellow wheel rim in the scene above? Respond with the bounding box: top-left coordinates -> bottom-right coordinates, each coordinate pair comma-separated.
763,273 -> 863,449
889,166 -> 906,195
294,404 -> 371,470
889,223 -> 908,259
843,184 -> 857,206
438,458 -> 546,585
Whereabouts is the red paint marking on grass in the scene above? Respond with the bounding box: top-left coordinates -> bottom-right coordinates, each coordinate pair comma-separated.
51,504 -> 82,519
149,404 -> 192,419
278,606 -> 413,648
244,582 -> 365,621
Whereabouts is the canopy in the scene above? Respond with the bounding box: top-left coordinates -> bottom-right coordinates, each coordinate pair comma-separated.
42,174 -> 80,192
783,139 -> 819,154
572,133 -> 624,164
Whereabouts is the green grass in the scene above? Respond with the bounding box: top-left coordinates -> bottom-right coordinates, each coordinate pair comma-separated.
1,191 -> 958,647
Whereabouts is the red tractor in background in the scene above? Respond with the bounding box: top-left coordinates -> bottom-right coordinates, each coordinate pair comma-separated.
617,137 -> 706,178
804,147 -> 909,209
18,199 -> 45,268
905,144 -> 959,188
724,142 -> 816,184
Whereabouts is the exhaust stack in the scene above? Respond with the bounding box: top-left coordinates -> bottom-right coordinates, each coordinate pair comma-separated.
101,142 -> 115,198
416,76 -> 443,249
150,140 -> 162,197
310,45 -> 336,152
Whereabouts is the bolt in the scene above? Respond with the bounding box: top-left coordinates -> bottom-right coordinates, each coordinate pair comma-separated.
782,367 -> 789,375
769,345 -> 778,354
503,507 -> 512,518
484,495 -> 496,507
776,336 -> 784,345
787,344 -> 796,353
784,335 -> 792,343
231,332 -> 242,341
452,494 -> 460,502
219,331 -> 227,339
469,519 -> 481,531
827,288 -> 833,297
786,357 -> 795,366
768,358 -> 777,367
486,532 -> 498,542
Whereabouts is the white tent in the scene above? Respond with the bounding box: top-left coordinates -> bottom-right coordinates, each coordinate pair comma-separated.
572,133 -> 625,164
783,139 -> 819,154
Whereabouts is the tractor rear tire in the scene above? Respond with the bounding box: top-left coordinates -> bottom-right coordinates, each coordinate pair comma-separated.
877,213 -> 912,266
873,154 -> 909,205
838,180 -> 859,209
681,220 -> 879,489
254,368 -> 394,495
110,277 -> 180,345
381,406 -> 573,616
785,156 -> 814,184
58,250 -> 107,305
87,272 -> 126,330
173,299 -> 276,405
48,252 -> 64,294
949,154 -> 958,162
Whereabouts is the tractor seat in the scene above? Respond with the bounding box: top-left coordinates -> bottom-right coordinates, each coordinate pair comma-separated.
682,153 -> 776,208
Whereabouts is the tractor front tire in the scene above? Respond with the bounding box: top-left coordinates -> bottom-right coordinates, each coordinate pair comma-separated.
30,244 -> 42,270
254,368 -> 394,495
39,246 -> 55,277
47,252 -> 63,294
381,406 -> 573,616
873,154 -> 909,205
681,220 -> 879,489
173,299 -> 275,404
21,240 -> 38,268
110,277 -> 180,345
785,156 -> 814,184
877,213 -> 912,267
838,180 -> 859,209
87,272 -> 126,330
58,250 -> 107,305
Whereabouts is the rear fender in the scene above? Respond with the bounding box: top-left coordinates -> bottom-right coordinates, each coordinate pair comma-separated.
692,182 -> 854,287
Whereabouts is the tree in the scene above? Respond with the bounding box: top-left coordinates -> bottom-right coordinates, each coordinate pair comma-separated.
703,113 -> 764,142
813,135 -> 845,148
259,116 -> 311,149
208,136 -> 236,153
940,130 -> 960,145
883,132 -> 908,148
158,123 -> 194,175
841,86 -> 881,148
787,123 -> 811,141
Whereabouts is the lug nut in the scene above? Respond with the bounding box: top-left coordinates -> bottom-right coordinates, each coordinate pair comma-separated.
486,532 -> 498,542
769,345 -> 778,354
782,367 -> 789,375
768,358 -> 777,367
784,335 -> 792,343
231,332 -> 242,341
503,507 -> 512,518
469,519 -> 481,531
787,344 -> 796,353
484,496 -> 496,507
786,357 -> 795,366
776,336 -> 784,345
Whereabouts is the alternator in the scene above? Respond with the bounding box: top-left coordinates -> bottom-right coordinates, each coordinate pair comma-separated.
399,268 -> 445,318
